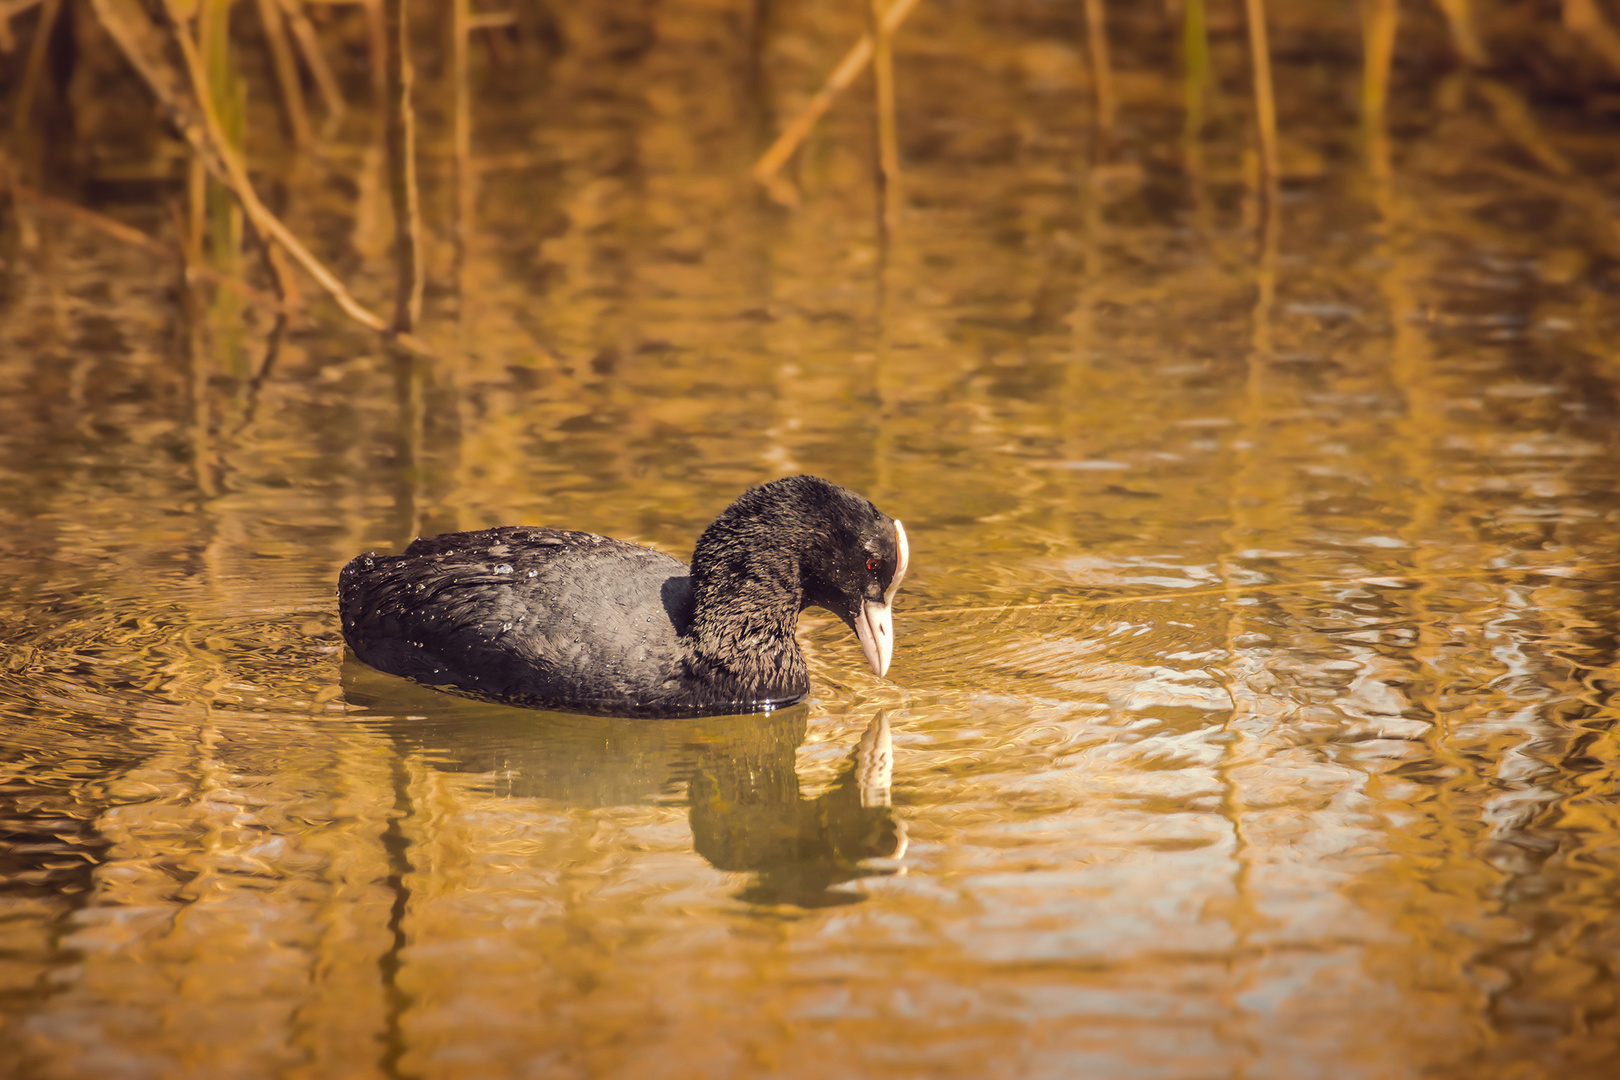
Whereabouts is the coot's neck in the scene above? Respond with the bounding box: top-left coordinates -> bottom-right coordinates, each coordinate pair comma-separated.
684,516 -> 811,700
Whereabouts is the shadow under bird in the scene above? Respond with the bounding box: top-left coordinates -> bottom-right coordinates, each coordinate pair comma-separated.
337,475 -> 909,717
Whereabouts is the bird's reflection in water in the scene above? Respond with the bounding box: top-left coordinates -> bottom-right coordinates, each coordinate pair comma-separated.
342,663 -> 905,908
693,707 -> 905,907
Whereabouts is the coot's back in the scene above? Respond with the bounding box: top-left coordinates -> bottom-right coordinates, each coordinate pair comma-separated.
340,526 -> 709,714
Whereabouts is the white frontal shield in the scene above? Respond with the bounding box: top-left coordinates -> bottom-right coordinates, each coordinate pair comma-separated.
854,520 -> 908,678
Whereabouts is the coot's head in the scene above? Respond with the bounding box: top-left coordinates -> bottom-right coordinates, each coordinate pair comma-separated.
792,483 -> 909,678
691,475 -> 910,677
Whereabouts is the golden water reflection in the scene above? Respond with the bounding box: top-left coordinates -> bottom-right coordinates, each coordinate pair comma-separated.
3,1 -> 1620,1077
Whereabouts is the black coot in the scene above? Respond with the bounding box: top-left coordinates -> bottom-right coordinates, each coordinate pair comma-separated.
337,476 -> 909,717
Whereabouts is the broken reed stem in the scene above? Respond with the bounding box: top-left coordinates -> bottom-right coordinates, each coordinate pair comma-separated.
1361,0 -> 1398,177
144,0 -> 431,351
1434,0 -> 1487,66
750,0 -> 922,192
242,208 -> 289,306
8,178 -> 291,311
275,0 -> 346,127
90,0 -> 230,179
1474,77 -> 1573,176
1083,0 -> 1115,152
9,0 -> 60,141
384,0 -> 423,332
1565,0 -> 1620,74
254,0 -> 310,147
1478,159 -> 1620,257
0,0 -> 47,53
1243,0 -> 1279,195
868,0 -> 900,236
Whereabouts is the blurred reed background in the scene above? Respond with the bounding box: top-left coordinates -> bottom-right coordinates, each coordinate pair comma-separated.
3,0 -> 1618,357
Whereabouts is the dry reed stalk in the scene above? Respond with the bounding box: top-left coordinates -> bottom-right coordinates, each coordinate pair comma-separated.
265,232 -> 299,307
1242,0 -> 1278,194
0,0 -> 48,53
236,312 -> 288,435
1433,0 -> 1487,66
275,0 -> 346,128
254,0 -> 311,147
9,0 -> 60,140
1182,0 -> 1208,141
1474,78 -> 1573,176
750,0 -> 921,199
244,210 -> 290,306
383,0 -> 423,332
8,178 -> 292,311
1083,0 -> 1115,151
90,0 -> 430,350
1565,0 -> 1620,74
867,0 -> 900,236
16,180 -> 170,250
90,0 -> 233,181
1478,159 -> 1620,257
1361,0 -> 1398,178
452,0 -> 472,258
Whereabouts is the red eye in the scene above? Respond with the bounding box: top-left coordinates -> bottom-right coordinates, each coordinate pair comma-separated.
867,557 -> 881,572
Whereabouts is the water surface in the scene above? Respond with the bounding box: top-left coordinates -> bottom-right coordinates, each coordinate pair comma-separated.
3,3 -> 1620,1077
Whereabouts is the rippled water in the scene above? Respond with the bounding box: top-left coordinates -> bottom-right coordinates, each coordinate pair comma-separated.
4,3 -> 1620,1077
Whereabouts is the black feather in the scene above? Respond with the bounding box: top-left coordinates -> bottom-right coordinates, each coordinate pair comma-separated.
337,476 -> 904,717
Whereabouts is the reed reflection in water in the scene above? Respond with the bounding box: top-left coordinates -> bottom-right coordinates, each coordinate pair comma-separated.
348,673 -> 907,909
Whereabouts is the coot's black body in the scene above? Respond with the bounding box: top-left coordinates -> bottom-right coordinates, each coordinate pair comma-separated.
338,476 -> 909,717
